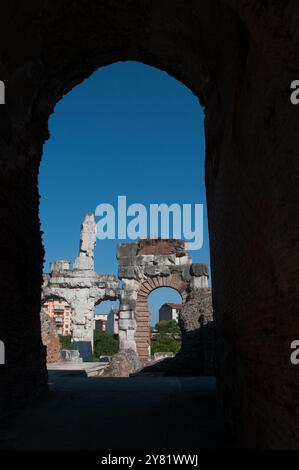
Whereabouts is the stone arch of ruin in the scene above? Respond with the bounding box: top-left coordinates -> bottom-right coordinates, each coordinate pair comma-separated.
42,214 -> 120,361
0,1 -> 298,448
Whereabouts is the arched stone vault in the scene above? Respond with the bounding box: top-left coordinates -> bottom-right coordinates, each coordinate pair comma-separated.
0,0 -> 298,449
117,239 -> 208,360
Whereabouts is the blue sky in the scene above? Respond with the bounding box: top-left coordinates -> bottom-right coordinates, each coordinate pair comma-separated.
39,61 -> 209,325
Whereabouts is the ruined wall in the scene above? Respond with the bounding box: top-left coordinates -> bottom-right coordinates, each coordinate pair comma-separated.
205,1 -> 299,448
118,239 -> 208,360
0,0 -> 298,448
178,288 -> 214,375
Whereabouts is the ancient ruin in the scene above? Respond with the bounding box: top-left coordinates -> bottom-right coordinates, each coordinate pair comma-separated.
118,239 -> 208,360
0,1 -> 298,449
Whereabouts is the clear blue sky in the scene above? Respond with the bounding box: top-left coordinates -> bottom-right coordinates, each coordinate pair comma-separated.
39,61 -> 209,325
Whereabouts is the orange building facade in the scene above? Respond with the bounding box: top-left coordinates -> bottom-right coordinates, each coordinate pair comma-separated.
43,299 -> 72,336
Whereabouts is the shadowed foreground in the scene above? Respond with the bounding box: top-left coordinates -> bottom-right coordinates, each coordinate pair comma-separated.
1,371 -> 233,450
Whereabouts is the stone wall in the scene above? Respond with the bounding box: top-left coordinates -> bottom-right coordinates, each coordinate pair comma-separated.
138,287 -> 215,376
178,288 -> 214,375
42,214 -> 119,361
40,309 -> 61,364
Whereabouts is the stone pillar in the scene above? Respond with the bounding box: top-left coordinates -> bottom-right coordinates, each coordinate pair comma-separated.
71,214 -> 97,360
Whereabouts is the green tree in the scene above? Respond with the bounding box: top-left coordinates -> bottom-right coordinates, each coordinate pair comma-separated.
93,330 -> 119,360
155,319 -> 181,336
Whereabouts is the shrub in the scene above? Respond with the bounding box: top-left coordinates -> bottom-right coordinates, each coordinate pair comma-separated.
154,319 -> 181,337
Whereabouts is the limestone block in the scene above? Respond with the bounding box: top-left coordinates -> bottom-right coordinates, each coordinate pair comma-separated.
122,340 -> 137,352
74,254 -> 94,270
190,276 -> 208,289
117,243 -> 138,259
135,255 -> 154,266
79,213 -> 96,255
119,319 -> 135,330
126,329 -> 136,341
119,311 -> 133,320
72,311 -> 87,325
120,290 -> 138,303
118,256 -> 137,267
104,288 -> 120,300
152,255 -> 172,266
50,260 -> 70,272
182,265 -> 191,281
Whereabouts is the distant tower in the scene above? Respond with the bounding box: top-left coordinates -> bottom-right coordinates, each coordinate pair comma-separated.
74,213 -> 97,270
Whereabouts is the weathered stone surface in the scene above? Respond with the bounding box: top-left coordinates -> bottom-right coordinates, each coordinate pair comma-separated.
153,352 -> 175,361
101,350 -> 142,377
137,239 -> 187,256
60,349 -> 83,364
117,243 -> 138,259
178,288 -> 214,375
74,213 -> 97,271
139,289 -> 214,376
40,309 -> 61,364
191,264 -> 209,277
117,240 -> 207,360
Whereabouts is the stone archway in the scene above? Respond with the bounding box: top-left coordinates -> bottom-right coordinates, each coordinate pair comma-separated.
135,276 -> 188,360
42,214 -> 120,360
